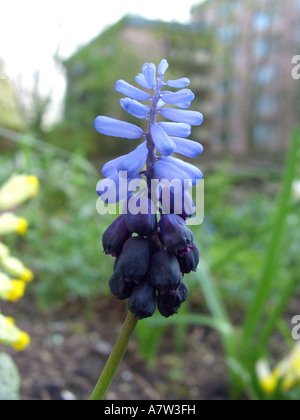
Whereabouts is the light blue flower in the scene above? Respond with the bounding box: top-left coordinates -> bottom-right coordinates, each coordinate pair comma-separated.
142,63 -> 157,88
166,78 -> 190,88
162,156 -> 203,184
115,80 -> 151,101
171,137 -> 204,158
94,58 -> 204,203
120,98 -> 150,119
153,159 -> 192,187
97,172 -> 142,204
135,73 -> 153,89
157,122 -> 191,138
157,59 -> 169,76
94,116 -> 143,139
150,124 -> 176,157
161,89 -> 195,106
160,108 -> 204,125
116,142 -> 148,178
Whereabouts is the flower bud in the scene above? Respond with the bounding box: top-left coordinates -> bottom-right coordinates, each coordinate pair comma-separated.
159,214 -> 194,254
0,174 -> 39,211
0,272 -> 26,302
126,197 -> 156,236
157,297 -> 179,318
177,243 -> 200,274
109,272 -> 134,300
0,213 -> 28,235
128,282 -> 157,319
0,315 -> 30,351
157,283 -> 188,317
160,281 -> 188,305
115,237 -> 151,285
102,215 -> 131,257
150,250 -> 183,294
0,256 -> 34,282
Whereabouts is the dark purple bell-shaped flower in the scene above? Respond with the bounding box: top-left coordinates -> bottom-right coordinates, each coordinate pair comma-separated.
157,297 -> 179,318
177,243 -> 200,274
102,215 -> 131,257
159,214 -> 194,254
157,282 -> 188,317
126,197 -> 156,236
115,237 -> 151,285
150,250 -> 183,294
109,271 -> 134,300
128,282 -> 157,319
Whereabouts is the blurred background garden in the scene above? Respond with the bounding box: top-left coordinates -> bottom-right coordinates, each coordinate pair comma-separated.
0,0 -> 300,400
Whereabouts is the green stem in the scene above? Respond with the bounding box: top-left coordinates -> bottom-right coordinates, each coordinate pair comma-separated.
89,311 -> 138,401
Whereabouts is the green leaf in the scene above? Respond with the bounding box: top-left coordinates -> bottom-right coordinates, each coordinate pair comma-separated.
242,127 -> 300,352
0,353 -> 21,400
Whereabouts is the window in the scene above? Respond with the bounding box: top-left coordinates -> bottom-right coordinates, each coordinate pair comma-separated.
218,2 -> 238,19
217,24 -> 239,43
253,65 -> 278,85
254,123 -> 278,145
255,94 -> 278,115
217,78 -> 237,94
253,11 -> 272,31
296,26 -> 300,43
253,38 -> 273,58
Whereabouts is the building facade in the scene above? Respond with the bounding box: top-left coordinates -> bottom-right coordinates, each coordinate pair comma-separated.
191,0 -> 300,154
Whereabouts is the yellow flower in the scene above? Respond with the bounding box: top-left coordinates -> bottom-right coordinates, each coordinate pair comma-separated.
0,314 -> 30,351
257,343 -> 300,395
0,174 -> 39,211
0,213 -> 29,235
5,317 -> 15,326
0,273 -> 26,302
7,280 -> 26,302
13,331 -> 30,351
256,360 -> 278,395
0,256 -> 34,282
26,176 -> 39,198
16,217 -> 29,235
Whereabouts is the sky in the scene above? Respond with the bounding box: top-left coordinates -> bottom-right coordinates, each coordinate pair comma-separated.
0,0 -> 202,124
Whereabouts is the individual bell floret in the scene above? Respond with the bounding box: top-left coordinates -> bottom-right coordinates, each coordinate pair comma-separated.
159,214 -> 194,254
177,243 -> 200,274
128,281 -> 157,319
150,250 -> 183,294
102,215 -> 131,257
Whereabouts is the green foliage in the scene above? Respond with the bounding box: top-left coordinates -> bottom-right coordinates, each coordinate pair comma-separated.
1,125 -> 299,400
0,147 -> 115,308
0,353 -> 21,400
137,128 -> 300,400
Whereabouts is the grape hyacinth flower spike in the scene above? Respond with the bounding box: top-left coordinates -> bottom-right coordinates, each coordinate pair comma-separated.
90,59 -> 203,400
95,59 -> 203,320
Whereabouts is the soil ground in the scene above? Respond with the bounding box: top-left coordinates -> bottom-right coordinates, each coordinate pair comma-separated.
0,294 -> 229,401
